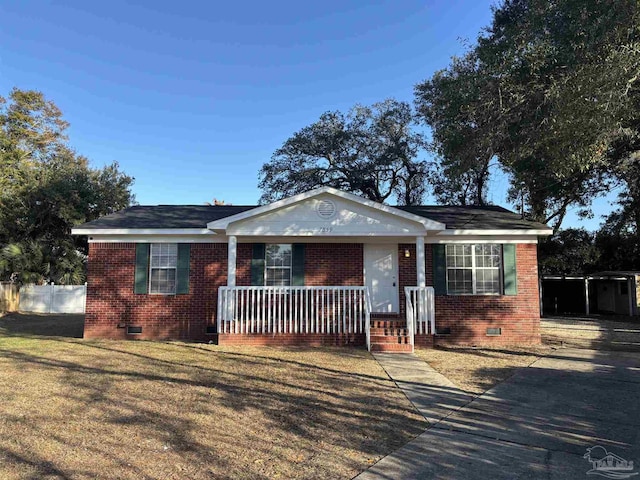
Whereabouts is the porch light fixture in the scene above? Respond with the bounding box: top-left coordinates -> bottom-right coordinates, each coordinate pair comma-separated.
404,249 -> 410,258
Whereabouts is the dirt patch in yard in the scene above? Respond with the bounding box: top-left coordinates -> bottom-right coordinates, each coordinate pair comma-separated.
414,345 -> 552,395
0,326 -> 426,479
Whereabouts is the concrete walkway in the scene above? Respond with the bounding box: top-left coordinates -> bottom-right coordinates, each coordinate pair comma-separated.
372,353 -> 474,425
358,349 -> 640,480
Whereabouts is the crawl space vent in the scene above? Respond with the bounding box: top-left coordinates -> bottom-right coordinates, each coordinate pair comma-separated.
486,327 -> 502,336
316,200 -> 336,219
127,326 -> 142,335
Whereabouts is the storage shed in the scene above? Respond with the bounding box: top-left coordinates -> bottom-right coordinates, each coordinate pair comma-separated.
541,271 -> 640,317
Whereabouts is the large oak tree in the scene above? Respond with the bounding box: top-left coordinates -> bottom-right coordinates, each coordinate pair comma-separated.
259,99 -> 430,205
415,0 -> 640,232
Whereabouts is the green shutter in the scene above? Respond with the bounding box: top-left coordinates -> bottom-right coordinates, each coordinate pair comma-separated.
176,244 -> 191,294
134,244 -> 150,294
432,244 -> 446,295
292,244 -> 305,286
503,244 -> 517,295
251,243 -> 265,286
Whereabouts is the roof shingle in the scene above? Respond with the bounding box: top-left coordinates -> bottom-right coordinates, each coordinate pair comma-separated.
74,204 -> 549,231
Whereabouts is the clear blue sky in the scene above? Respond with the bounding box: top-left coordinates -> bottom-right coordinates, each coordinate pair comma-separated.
0,0 -> 616,230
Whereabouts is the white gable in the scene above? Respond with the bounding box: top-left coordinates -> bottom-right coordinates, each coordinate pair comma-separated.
207,188 -> 445,237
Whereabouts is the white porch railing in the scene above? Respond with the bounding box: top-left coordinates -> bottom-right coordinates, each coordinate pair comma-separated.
217,286 -> 371,337
405,286 -> 436,348
364,288 -> 372,351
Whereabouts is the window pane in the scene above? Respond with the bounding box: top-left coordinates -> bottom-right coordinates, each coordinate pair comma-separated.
266,268 -> 291,286
447,268 -> 473,294
150,268 -> 176,294
446,244 -> 502,295
446,245 -> 455,267
463,248 -> 472,267
151,244 -> 177,268
475,267 -> 500,294
265,245 -> 292,286
149,244 -> 177,294
266,244 -> 292,267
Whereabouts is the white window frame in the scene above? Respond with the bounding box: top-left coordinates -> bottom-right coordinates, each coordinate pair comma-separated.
265,244 -> 292,287
445,244 -> 503,296
149,243 -> 177,295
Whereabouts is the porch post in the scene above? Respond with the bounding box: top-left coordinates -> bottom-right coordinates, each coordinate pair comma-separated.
227,235 -> 237,287
416,236 -> 426,287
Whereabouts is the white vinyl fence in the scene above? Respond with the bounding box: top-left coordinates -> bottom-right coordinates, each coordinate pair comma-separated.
19,284 -> 87,314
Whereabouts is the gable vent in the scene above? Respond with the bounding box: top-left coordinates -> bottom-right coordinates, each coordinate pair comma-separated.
316,200 -> 336,219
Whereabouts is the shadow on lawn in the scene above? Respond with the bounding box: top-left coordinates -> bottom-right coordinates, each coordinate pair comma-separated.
542,316 -> 640,352
4,325 -> 640,479
0,335 -> 429,479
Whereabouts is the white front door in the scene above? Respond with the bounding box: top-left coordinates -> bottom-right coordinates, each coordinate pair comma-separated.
364,244 -> 399,313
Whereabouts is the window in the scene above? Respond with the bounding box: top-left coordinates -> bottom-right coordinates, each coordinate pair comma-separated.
149,243 -> 177,294
265,244 -> 292,286
446,244 -> 502,295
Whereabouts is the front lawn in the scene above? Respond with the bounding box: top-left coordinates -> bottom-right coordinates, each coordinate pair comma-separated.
414,345 -> 551,394
0,315 -> 426,479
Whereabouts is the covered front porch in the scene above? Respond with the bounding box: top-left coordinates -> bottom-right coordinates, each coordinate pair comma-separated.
216,281 -> 435,352
207,189 -> 442,351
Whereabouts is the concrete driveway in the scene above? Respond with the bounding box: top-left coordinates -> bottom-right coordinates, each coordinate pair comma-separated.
359,349 -> 640,479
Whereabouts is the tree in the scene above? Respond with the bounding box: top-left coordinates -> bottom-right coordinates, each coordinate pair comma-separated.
415,0 -> 640,230
259,99 -> 430,205
538,228 -> 599,275
415,53 -> 501,206
479,0 -> 640,228
0,88 -> 135,284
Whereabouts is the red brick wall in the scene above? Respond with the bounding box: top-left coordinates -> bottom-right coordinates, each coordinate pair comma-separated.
398,243 -> 416,318
84,243 -> 227,340
236,244 -> 253,286
85,241 -> 540,346
418,243 -> 541,346
234,243 -> 363,286
305,243 -> 363,286
85,242 -> 363,340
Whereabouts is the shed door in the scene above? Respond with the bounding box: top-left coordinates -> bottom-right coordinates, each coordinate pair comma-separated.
364,244 -> 399,313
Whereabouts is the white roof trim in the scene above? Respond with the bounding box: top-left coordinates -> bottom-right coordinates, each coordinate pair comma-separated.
72,228 -> 214,235
438,228 -> 553,236
206,186 -> 446,232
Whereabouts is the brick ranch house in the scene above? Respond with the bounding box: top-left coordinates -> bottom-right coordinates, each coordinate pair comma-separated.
72,187 -> 552,352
